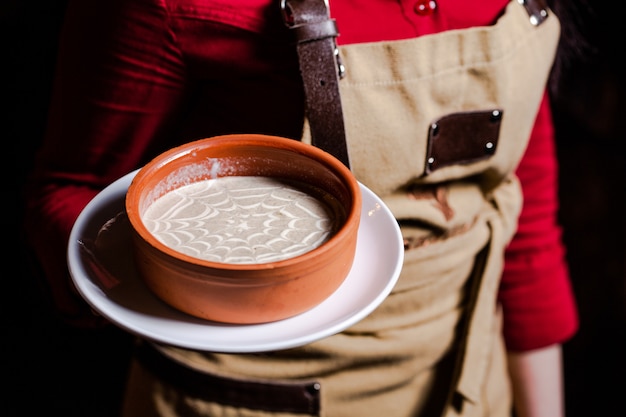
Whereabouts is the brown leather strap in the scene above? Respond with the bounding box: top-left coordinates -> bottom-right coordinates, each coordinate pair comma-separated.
282,0 -> 351,168
135,340 -> 321,414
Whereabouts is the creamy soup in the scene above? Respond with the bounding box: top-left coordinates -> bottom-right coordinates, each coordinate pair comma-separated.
142,176 -> 341,264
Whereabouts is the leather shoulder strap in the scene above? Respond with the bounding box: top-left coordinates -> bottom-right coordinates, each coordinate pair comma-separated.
281,0 -> 351,168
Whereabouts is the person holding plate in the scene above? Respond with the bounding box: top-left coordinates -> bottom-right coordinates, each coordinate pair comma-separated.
22,0 -> 580,416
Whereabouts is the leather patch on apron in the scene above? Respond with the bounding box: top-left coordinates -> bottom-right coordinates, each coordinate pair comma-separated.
425,109 -> 503,174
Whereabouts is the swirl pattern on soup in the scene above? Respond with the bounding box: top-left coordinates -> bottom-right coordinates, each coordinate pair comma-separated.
141,176 -> 339,264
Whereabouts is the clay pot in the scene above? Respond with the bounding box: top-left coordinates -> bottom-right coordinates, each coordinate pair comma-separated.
125,134 -> 361,324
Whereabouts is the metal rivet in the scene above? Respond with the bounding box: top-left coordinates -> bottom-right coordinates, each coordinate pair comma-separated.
307,382 -> 321,394
335,48 -> 346,78
338,64 -> 346,78
490,110 -> 502,122
427,157 -> 435,165
485,142 -> 495,154
431,123 -> 439,136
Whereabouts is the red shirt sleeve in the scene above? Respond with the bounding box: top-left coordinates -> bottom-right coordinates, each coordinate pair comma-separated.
499,93 -> 579,351
22,0 -> 188,321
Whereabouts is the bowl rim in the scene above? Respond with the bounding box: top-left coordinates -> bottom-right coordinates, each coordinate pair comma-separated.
125,133 -> 362,273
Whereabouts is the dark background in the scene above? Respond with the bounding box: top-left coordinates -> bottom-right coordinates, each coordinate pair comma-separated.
3,1 -> 624,415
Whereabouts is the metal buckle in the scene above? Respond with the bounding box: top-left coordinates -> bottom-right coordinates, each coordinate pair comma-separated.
280,0 -> 345,78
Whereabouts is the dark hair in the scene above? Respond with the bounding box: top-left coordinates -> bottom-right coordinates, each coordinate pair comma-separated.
548,0 -> 596,95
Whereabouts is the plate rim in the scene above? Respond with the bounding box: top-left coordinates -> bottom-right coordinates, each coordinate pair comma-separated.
68,170 -> 403,352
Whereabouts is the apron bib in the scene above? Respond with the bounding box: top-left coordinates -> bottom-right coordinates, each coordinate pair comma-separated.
122,2 -> 560,416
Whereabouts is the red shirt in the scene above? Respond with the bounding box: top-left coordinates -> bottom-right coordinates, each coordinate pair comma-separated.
23,0 -> 578,351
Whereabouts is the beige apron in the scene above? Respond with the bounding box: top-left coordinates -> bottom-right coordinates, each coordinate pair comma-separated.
122,2 -> 560,416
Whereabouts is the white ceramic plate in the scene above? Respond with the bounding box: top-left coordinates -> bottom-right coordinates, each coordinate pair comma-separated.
68,170 -> 403,353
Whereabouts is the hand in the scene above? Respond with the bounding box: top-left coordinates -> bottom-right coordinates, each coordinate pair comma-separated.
69,211 -> 132,328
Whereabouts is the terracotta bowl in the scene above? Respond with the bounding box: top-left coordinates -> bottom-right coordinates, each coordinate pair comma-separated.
125,134 -> 361,324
